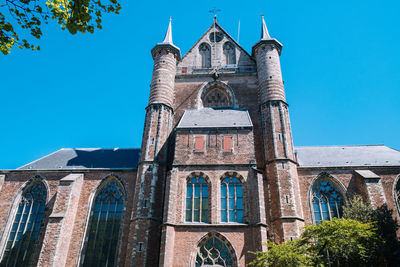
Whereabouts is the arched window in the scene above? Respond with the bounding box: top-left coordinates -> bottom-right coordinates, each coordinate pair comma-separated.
196,234 -> 234,267
221,177 -> 243,223
81,179 -> 124,267
223,42 -> 236,65
202,87 -> 233,108
395,177 -> 400,215
2,179 -> 47,267
199,43 -> 211,68
186,177 -> 208,223
311,178 -> 344,225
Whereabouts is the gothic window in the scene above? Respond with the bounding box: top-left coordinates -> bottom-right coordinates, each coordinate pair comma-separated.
2,179 -> 47,267
196,235 -> 233,267
199,43 -> 211,68
81,179 -> 124,267
186,177 -> 208,223
202,87 -> 232,108
395,177 -> 400,215
221,177 -> 243,223
223,42 -> 236,65
311,178 -> 344,225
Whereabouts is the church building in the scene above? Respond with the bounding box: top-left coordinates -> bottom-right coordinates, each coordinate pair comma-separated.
0,16 -> 399,267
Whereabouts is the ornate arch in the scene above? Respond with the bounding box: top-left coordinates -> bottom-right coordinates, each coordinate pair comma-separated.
78,174 -> 126,267
198,81 -> 236,109
190,232 -> 238,267
199,42 -> 211,68
0,175 -> 48,266
393,174 -> 400,217
308,172 -> 347,225
220,172 -> 245,223
186,172 -> 211,223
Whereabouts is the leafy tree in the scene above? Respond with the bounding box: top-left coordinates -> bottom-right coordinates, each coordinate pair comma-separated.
343,195 -> 400,266
0,0 -> 121,54
250,218 -> 377,267
250,240 -> 314,267
300,218 -> 377,266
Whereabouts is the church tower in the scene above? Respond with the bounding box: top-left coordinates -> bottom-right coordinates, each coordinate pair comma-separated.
253,16 -> 304,240
129,18 -> 181,266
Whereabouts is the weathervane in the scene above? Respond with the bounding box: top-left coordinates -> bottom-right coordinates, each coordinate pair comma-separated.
209,7 -> 221,22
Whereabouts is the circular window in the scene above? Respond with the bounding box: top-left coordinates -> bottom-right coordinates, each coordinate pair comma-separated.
209,32 -> 223,42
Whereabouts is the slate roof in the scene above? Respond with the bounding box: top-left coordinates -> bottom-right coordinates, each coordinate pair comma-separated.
15,145 -> 400,171
177,108 -> 253,129
295,145 -> 400,167
18,148 -> 140,170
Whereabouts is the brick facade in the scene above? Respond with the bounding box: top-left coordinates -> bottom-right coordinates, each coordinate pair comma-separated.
0,18 -> 399,267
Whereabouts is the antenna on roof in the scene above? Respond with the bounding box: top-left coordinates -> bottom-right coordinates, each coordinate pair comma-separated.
237,19 -> 241,44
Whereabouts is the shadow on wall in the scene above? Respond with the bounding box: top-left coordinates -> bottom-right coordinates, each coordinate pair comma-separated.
66,149 -> 141,169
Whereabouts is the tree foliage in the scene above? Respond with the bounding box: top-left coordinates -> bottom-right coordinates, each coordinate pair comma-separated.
250,196 -> 400,267
343,195 -> 400,266
250,240 -> 314,267
0,0 -> 121,54
250,218 -> 377,267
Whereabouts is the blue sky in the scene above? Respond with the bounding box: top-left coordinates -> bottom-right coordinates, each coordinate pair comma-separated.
1,0 -> 399,169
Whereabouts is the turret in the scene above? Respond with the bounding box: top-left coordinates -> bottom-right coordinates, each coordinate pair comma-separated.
129,18 -> 180,266
252,15 -> 285,103
149,17 -> 181,108
253,15 -> 304,241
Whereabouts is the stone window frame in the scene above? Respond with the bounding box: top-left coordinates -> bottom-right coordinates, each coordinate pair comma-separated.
0,175 -> 49,265
77,175 -> 127,267
189,231 -> 238,267
223,41 -> 236,66
307,172 -> 347,225
198,80 -> 236,109
184,172 -> 211,224
219,172 -> 246,224
393,174 -> 400,218
198,42 -> 211,68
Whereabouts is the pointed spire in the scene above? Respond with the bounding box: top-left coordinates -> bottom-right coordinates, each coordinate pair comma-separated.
261,15 -> 271,40
162,17 -> 173,44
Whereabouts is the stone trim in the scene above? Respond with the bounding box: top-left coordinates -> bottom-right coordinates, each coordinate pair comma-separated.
0,175 -> 49,262
76,174 -> 127,267
307,172 -> 348,225
190,231 -> 238,267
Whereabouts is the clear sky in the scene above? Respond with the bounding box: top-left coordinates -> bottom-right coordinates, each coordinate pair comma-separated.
1,0 -> 399,169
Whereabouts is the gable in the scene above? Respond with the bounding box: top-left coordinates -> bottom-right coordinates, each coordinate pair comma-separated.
177,22 -> 256,75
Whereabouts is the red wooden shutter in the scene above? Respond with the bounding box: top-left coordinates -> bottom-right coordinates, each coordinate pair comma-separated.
195,136 -> 204,152
223,135 -> 232,152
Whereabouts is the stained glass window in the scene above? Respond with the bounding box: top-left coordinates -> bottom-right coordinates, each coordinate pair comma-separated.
196,235 -> 233,267
221,177 -> 243,223
199,43 -> 211,68
81,179 -> 124,267
186,177 -> 208,223
223,42 -> 236,65
2,180 -> 47,267
312,179 -> 344,225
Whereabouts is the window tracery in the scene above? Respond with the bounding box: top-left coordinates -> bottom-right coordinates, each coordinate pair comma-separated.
202,87 -> 232,108
186,177 -> 208,223
223,42 -> 236,65
199,43 -> 211,68
221,177 -> 243,223
81,179 -> 124,267
2,179 -> 47,267
311,178 -> 344,225
195,235 -> 233,267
